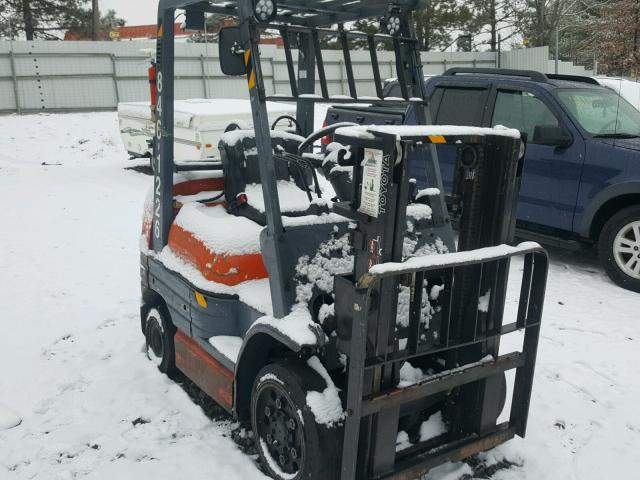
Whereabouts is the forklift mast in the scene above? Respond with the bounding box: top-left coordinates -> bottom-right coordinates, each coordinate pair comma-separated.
329,125 -> 547,478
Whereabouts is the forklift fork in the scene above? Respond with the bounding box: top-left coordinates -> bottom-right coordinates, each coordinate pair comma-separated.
340,244 -> 548,479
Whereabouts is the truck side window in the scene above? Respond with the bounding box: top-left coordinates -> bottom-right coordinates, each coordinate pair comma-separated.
384,84 -> 402,99
492,90 -> 560,143
433,87 -> 487,126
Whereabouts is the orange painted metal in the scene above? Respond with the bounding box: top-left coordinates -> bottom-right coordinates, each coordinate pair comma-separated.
173,177 -> 225,196
174,330 -> 234,411
168,224 -> 268,286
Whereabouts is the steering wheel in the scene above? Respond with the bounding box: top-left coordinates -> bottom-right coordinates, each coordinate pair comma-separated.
271,115 -> 303,136
224,121 -> 249,133
296,122 -> 358,157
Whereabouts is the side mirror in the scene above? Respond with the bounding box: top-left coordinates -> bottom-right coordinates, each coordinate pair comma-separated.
532,125 -> 572,147
219,27 -> 246,76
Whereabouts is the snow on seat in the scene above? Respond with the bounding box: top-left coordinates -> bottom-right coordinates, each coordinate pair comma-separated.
168,203 -> 267,286
244,180 -> 316,214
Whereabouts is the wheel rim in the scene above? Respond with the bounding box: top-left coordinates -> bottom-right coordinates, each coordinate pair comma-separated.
613,220 -> 640,280
255,383 -> 305,478
147,318 -> 164,362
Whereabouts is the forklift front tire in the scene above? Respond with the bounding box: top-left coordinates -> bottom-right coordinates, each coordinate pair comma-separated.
145,307 -> 176,375
251,362 -> 340,480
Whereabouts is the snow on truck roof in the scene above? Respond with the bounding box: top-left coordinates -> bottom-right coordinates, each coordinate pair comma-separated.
335,124 -> 521,141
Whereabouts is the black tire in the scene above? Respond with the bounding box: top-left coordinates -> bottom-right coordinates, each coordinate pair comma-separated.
597,205 -> 640,293
145,306 -> 177,375
251,362 -> 341,480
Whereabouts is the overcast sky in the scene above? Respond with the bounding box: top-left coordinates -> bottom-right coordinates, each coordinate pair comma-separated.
99,0 -> 158,25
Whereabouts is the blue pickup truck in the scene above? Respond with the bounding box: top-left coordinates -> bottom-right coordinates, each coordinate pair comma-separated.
323,69 -> 640,292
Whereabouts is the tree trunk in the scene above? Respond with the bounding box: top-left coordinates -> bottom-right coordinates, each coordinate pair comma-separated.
489,0 -> 497,51
634,0 -> 639,77
92,0 -> 100,40
22,0 -> 34,40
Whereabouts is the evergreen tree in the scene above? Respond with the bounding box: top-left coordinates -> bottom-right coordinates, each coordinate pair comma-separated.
463,0 -> 521,51
0,0 -> 91,40
314,20 -> 383,50
101,9 -> 126,32
315,1 -> 475,53
413,0 -> 474,51
66,8 -> 126,39
187,14 -> 229,43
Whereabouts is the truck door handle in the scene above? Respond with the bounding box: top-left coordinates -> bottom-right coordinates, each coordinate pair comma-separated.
356,116 -> 364,123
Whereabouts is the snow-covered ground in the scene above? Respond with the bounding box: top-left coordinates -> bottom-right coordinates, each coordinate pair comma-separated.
1,112 -> 639,479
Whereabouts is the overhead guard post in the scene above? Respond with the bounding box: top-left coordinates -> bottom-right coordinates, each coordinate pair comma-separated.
152,8 -> 176,253
237,1 -> 289,317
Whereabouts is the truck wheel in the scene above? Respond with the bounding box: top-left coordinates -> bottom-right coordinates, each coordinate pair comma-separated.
145,307 -> 176,375
598,205 -> 640,293
251,362 -> 340,480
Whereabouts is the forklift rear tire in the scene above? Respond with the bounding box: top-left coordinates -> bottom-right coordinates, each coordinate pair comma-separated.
251,362 -> 341,480
598,205 -> 640,293
145,307 -> 176,375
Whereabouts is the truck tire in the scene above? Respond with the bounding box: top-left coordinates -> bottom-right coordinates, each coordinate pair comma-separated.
598,205 -> 640,293
251,362 -> 341,480
145,307 -> 177,375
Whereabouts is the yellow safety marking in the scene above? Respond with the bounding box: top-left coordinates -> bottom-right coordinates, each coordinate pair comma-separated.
428,135 -> 446,144
158,24 -> 164,37
195,291 -> 208,308
244,49 -> 256,90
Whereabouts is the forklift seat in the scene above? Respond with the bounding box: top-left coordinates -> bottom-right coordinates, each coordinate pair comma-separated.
168,203 -> 268,286
218,130 -> 317,225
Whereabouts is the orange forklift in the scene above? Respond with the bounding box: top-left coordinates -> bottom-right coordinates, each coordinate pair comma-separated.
139,1 -> 549,479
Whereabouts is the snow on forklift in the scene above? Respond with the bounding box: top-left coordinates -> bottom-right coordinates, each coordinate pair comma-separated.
139,1 -> 549,479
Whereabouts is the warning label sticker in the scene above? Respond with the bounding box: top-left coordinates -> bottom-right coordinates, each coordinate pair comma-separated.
358,148 -> 384,217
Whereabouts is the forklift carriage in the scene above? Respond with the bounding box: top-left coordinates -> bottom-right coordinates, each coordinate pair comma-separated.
140,1 -> 549,479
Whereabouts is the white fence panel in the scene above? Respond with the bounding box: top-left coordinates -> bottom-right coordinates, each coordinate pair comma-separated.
500,47 -> 549,72
0,41 -> 593,114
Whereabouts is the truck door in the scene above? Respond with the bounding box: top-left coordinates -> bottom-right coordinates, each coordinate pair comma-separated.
489,88 -> 585,232
427,84 -> 491,191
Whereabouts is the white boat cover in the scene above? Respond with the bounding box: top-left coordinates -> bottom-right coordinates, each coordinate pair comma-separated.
117,98 -> 296,130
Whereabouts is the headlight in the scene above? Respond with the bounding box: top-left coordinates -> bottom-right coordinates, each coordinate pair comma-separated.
383,9 -> 403,36
253,0 -> 277,23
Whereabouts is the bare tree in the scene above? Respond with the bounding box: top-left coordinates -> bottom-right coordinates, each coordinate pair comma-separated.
468,0 -> 522,51
515,0 -> 608,48
595,0 -> 640,76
